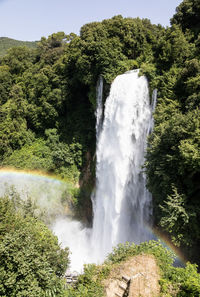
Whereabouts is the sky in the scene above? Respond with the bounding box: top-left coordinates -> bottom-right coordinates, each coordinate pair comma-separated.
0,0 -> 183,41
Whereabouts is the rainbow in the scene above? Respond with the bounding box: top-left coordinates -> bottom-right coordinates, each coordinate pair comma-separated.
0,167 -> 67,184
0,167 -> 187,266
0,167 -> 75,219
147,225 -> 187,266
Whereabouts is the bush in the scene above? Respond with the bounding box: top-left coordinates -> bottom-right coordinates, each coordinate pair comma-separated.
64,241 -> 200,296
0,196 -> 69,297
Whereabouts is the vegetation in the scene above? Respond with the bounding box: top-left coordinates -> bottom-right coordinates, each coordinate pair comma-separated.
170,0 -> 200,38
0,194 -> 69,297
0,37 -> 37,57
65,241 -> 200,296
144,0 -> 200,263
1,192 -> 200,297
0,0 -> 200,294
107,241 -> 200,297
0,18 -> 163,215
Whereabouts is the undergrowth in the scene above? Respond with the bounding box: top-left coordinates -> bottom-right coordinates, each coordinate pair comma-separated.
64,241 -> 200,297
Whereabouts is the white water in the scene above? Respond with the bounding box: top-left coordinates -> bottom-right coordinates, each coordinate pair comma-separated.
148,88 -> 157,134
96,75 -> 104,140
1,71 -> 154,272
53,71 -> 154,271
52,218 -> 92,270
90,70 -> 153,261
52,70 -> 154,271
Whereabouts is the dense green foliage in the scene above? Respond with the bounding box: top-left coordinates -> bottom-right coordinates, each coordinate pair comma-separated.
0,18 -> 163,184
0,17 -> 164,217
0,37 -> 37,57
65,264 -> 105,297
171,0 -> 200,38
0,0 -> 200,286
107,241 -> 200,297
144,0 -> 200,263
65,241 -> 200,297
0,195 -> 69,296
0,35 -> 91,183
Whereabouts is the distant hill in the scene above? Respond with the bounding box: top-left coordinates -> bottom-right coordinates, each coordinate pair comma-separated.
0,37 -> 38,57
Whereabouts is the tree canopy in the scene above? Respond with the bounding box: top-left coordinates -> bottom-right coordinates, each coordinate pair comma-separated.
0,195 -> 69,297
171,0 -> 200,38
0,0 -> 200,277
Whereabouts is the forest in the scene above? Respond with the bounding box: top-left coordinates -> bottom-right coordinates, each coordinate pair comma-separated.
0,0 -> 200,296
0,37 -> 37,57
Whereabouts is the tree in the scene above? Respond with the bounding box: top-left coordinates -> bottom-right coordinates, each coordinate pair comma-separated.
171,0 -> 200,38
0,196 -> 69,297
0,65 -> 13,105
1,46 -> 35,75
0,84 -> 34,157
160,187 -> 190,246
154,25 -> 194,71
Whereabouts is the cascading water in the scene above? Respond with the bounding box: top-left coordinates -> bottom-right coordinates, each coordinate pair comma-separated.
0,71 -> 155,272
52,70 -> 154,271
2,71 -> 184,272
91,70 -> 153,262
148,88 -> 157,134
96,75 -> 104,140
46,70 -> 154,271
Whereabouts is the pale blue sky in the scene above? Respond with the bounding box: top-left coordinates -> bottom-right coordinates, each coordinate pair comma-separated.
0,0 -> 182,41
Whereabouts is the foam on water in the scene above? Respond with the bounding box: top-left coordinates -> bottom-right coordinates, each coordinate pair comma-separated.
1,72 -> 185,272
90,70 -> 153,262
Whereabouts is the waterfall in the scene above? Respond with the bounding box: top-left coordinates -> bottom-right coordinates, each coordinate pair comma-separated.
96,76 -> 104,140
52,70 -> 154,271
148,88 -> 157,134
152,89 -> 157,112
91,70 -> 153,261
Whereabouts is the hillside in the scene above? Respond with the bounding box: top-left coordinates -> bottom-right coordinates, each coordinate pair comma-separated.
0,37 -> 37,56
66,241 -> 200,297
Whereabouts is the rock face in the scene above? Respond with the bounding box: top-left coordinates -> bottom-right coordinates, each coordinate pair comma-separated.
103,254 -> 160,297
